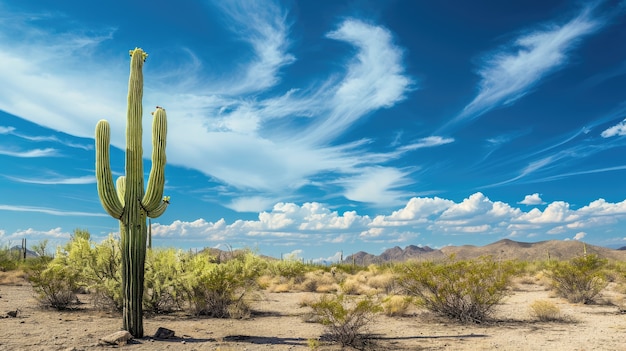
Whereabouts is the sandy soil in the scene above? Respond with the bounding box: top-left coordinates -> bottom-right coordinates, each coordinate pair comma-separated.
1,280 -> 626,351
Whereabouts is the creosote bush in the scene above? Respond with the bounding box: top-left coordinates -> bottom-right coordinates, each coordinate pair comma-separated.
529,300 -> 563,322
398,256 -> 518,323
548,253 -> 608,304
28,261 -> 79,309
183,250 -> 265,318
307,292 -> 382,349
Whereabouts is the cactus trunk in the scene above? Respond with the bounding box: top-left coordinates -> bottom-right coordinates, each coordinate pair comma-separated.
95,48 -> 169,338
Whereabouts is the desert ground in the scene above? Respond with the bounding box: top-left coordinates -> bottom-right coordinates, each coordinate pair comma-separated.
2,275 -> 626,351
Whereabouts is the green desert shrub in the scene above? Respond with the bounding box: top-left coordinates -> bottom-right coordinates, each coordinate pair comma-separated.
548,254 -> 608,304
183,251 -> 264,318
143,248 -> 188,313
28,258 -> 80,309
307,293 -> 382,348
0,244 -> 20,272
398,256 -> 518,323
268,257 -> 310,284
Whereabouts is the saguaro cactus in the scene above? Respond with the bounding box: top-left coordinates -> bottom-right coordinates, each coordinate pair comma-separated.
95,48 -> 170,337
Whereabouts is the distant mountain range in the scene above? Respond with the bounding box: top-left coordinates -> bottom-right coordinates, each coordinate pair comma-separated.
344,239 -> 626,265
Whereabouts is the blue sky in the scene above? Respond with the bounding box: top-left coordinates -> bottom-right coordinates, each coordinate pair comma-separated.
1,0 -> 626,262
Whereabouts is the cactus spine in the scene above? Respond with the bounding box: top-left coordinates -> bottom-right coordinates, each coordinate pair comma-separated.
95,48 -> 169,337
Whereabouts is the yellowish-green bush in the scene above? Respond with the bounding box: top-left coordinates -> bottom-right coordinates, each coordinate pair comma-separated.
143,249 -> 188,313
548,254 -> 608,304
183,251 -> 263,318
28,258 -> 80,309
529,300 -> 562,321
307,293 -> 382,348
382,294 -> 411,316
398,256 -> 518,323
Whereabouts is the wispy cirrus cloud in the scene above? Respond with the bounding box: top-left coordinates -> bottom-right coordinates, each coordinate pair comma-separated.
0,125 -> 92,150
4,174 -> 95,185
0,147 -> 58,157
299,19 -> 414,145
0,3 -> 418,211
212,0 -> 295,94
0,204 -> 107,217
397,136 -> 454,152
442,4 -> 601,131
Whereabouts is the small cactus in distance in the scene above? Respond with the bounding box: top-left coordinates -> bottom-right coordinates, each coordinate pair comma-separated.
95,48 -> 170,337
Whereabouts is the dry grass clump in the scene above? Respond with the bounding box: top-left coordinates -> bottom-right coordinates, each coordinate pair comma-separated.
341,274 -> 375,295
295,271 -> 338,293
382,295 -> 412,316
366,271 -> 397,294
529,300 -> 564,322
257,275 -> 295,293
0,270 -> 28,285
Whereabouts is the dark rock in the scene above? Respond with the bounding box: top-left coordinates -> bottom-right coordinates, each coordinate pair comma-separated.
154,327 -> 175,339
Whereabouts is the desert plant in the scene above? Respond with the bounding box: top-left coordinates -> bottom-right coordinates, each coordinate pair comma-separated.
529,300 -> 563,321
308,293 -> 382,349
143,249 -> 187,313
95,47 -> 170,337
398,256 -> 518,323
548,254 -> 608,304
381,294 -> 412,316
28,257 -> 80,309
0,243 -> 20,271
183,251 -> 262,318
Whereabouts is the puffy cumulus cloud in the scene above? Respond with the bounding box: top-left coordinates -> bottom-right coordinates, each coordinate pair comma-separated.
519,193 -> 546,205
3,227 -> 71,241
577,198 -> 626,216
255,202 -> 371,231
370,196 -> 454,227
439,193 -> 521,223
601,119 -> 626,138
94,195 -> 626,256
517,201 -> 579,224
312,251 -> 343,264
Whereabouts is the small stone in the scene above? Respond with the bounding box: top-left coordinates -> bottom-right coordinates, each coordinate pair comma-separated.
99,330 -> 133,345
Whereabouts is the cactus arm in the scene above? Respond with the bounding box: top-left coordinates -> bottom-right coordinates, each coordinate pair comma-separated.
147,196 -> 170,218
95,119 -> 124,219
125,48 -> 145,208
116,176 -> 126,205
141,107 -> 167,212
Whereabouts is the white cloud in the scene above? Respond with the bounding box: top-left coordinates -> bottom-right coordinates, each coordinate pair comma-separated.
601,119 -> 626,137
338,167 -> 413,206
13,193 -> 626,256
397,136 -> 454,152
517,201 -> 579,224
3,227 -> 71,241
447,4 -> 600,127
0,6 -> 416,209
5,174 -> 95,185
0,126 -> 15,134
0,147 -> 59,157
519,193 -> 546,205
300,18 -> 413,144
213,0 -> 295,94
0,204 -> 107,217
